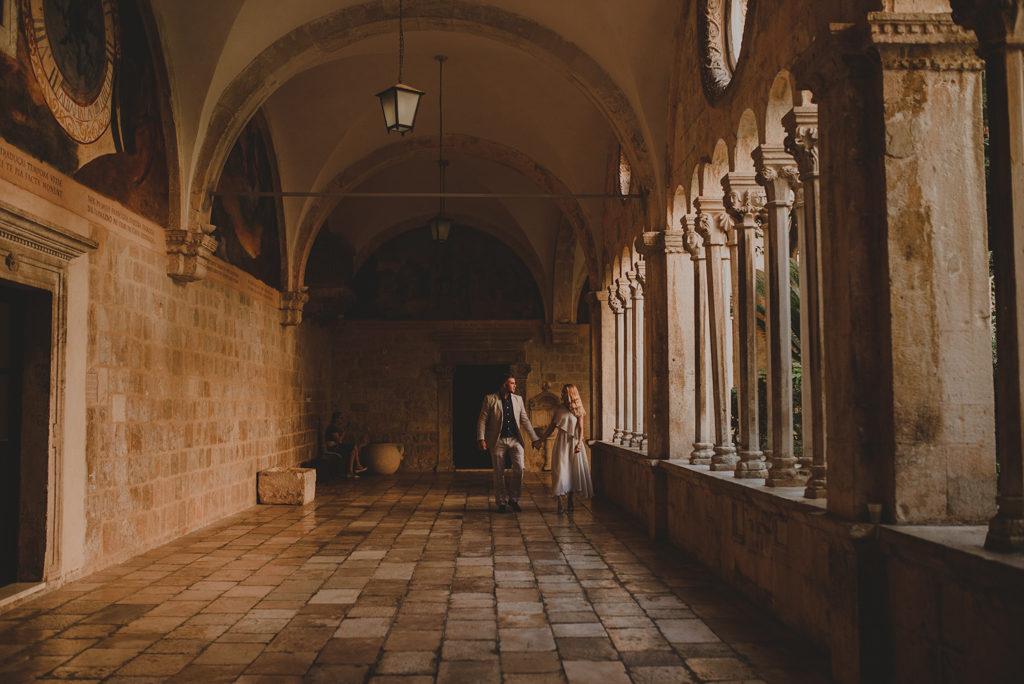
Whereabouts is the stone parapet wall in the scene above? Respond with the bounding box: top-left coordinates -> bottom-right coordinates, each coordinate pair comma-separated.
590,442 -> 664,538
84,222 -> 330,572
594,446 -> 1024,684
328,320 -> 590,472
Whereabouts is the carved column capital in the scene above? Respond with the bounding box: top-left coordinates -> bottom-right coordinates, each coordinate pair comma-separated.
626,267 -> 645,298
782,106 -> 820,179
722,173 -> 766,223
608,284 -> 625,313
280,289 -> 309,327
166,227 -> 218,283
867,12 -> 984,71
681,214 -> 704,260
638,229 -> 687,255
616,277 -> 633,309
753,145 -> 799,204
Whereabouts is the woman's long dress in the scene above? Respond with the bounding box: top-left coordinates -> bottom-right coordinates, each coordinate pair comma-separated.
549,406 -> 594,498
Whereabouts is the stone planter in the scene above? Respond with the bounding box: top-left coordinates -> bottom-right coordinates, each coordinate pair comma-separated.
362,442 -> 404,475
258,467 -> 316,504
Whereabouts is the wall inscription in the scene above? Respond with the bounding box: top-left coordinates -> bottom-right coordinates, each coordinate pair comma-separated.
0,137 -> 159,248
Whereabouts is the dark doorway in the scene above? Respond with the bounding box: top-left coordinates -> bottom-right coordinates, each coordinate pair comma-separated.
0,281 -> 52,587
453,364 -> 509,469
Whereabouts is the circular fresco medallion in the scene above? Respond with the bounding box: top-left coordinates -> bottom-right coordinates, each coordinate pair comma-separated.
22,0 -> 119,143
699,0 -> 748,101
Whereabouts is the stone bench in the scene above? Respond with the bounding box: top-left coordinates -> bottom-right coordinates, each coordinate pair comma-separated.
257,467 -> 316,505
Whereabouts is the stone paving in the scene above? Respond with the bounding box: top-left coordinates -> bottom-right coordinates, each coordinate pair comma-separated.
0,473 -> 832,683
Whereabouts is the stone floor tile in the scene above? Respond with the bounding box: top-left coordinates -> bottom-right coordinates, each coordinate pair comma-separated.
658,618 -> 722,644
192,641 -> 265,665
562,660 -> 631,684
552,622 -> 607,638
376,650 -> 437,674
167,663 -> 247,682
503,673 -> 567,684
555,636 -> 619,661
385,629 -> 442,650
629,665 -> 695,683
115,652 -> 193,676
0,474 -> 830,684
244,650 -> 317,675
303,664 -> 369,683
686,656 -> 757,680
441,639 -> 498,661
437,659 -> 502,684
499,627 -> 556,652
315,637 -> 383,664
607,627 -> 671,652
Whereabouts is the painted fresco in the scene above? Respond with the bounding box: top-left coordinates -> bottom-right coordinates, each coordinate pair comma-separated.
209,113 -> 283,289
347,226 -> 543,320
75,0 -> 170,224
0,0 -> 170,224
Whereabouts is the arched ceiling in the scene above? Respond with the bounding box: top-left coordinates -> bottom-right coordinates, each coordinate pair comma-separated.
149,0 -> 676,300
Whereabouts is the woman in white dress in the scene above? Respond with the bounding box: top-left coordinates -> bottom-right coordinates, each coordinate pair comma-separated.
539,384 -> 593,513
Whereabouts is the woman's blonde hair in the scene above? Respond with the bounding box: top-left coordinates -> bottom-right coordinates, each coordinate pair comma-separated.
562,384 -> 586,419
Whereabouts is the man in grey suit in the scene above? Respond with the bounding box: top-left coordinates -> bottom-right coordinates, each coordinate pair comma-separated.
477,375 -> 543,513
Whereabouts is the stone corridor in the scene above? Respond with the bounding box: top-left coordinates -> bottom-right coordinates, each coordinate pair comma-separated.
0,474 -> 831,683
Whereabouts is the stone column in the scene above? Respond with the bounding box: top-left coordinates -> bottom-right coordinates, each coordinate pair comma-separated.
618,276 -> 635,446
628,265 -> 647,450
696,198 -> 737,470
591,290 -> 616,442
795,14 -> 995,522
723,175 -> 768,479
608,284 -> 625,444
784,106 -> 828,499
639,230 -> 695,460
684,215 -> 715,465
754,147 -> 802,486
953,0 -> 1024,550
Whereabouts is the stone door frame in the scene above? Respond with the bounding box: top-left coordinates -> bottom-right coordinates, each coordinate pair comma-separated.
431,328 -> 534,472
0,202 -> 95,592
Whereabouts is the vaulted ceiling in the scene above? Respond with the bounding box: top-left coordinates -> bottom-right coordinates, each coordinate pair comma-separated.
149,0 -> 677,308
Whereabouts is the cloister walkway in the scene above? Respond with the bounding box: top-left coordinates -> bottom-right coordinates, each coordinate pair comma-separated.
0,473 -> 831,683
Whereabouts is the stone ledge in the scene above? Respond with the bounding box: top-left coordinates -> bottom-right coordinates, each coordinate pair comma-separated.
592,440 -> 655,466
877,524 -> 1024,585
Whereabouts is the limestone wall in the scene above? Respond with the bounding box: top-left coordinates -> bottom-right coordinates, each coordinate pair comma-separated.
83,224 -> 331,571
328,320 -> 591,472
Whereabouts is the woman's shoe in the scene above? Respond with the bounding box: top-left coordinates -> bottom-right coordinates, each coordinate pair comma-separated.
355,465 -> 368,473
346,472 -> 359,479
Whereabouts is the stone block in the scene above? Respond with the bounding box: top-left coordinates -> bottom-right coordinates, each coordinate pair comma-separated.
257,467 -> 316,505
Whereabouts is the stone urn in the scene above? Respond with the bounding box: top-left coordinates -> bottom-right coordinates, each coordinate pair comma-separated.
362,442 -> 404,475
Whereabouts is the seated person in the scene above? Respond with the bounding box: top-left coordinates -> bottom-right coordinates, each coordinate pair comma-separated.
325,412 -> 366,478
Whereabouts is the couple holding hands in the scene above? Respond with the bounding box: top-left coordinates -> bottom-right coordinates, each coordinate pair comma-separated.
477,375 -> 593,514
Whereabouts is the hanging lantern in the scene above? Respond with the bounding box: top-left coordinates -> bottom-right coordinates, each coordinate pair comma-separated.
376,0 -> 423,135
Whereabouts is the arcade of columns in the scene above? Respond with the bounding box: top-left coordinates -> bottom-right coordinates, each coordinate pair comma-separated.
599,3 -> 1024,552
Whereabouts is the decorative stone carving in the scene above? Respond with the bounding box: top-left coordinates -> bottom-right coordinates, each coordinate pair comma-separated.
784,115 -> 820,179
280,289 -> 309,327
867,12 -> 984,71
724,188 -> 767,220
166,226 -> 218,283
698,0 -> 737,101
5,252 -> 18,272
608,284 -> 624,313
682,215 -> 703,260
